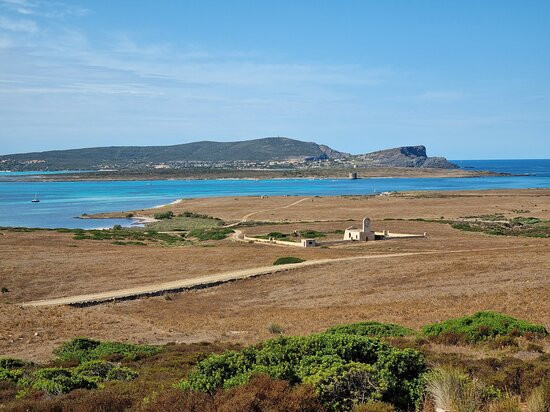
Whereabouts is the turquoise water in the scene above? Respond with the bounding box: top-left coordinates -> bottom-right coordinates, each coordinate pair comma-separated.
1,160 -> 549,229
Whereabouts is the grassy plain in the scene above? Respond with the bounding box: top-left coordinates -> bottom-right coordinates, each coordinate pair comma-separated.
0,189 -> 549,363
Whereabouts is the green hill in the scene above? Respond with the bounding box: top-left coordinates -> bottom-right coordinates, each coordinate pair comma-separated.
0,137 -> 458,171
0,137 -> 334,170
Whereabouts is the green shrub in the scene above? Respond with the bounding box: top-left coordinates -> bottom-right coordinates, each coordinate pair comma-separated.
0,358 -> 25,369
0,368 -> 24,384
326,321 -> 415,338
1,287 -> 8,293
267,232 -> 288,239
5,361 -> 139,398
177,333 -> 426,411
105,366 -> 138,381
299,230 -> 326,238
53,337 -> 162,362
29,368 -> 97,395
154,210 -> 174,220
422,311 -> 548,343
188,227 -> 233,241
273,256 -> 305,265
73,360 -> 137,382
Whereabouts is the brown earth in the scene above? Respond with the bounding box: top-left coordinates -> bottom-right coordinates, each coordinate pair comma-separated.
0,189 -> 549,361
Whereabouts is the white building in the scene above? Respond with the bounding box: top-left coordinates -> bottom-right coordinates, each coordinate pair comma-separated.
344,218 -> 375,242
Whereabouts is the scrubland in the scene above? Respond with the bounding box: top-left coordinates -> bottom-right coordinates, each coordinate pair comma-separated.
0,189 -> 549,410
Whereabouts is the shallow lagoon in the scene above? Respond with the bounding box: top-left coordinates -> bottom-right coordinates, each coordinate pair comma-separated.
1,160 -> 549,229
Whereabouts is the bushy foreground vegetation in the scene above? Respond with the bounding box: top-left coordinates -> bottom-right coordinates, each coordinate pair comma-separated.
53,338 -> 162,363
0,358 -> 137,397
178,333 -> 426,411
326,321 -> 415,338
0,312 -> 548,411
422,311 -> 548,343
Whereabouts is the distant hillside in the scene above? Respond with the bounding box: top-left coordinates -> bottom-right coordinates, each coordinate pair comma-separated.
355,146 -> 458,169
0,137 -> 458,170
0,138 -> 330,169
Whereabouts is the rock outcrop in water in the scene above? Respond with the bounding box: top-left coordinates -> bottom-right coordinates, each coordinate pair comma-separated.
354,145 -> 458,169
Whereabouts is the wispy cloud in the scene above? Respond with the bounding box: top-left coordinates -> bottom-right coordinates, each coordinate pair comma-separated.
0,15 -> 37,32
390,90 -> 465,104
0,0 -> 89,18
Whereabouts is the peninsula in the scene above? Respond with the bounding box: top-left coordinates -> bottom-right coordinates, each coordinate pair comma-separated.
0,137 -> 499,180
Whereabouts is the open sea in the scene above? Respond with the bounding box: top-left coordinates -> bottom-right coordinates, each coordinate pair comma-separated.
0,159 -> 549,229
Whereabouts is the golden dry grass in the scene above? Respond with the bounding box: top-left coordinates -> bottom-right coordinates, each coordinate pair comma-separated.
0,189 -> 549,361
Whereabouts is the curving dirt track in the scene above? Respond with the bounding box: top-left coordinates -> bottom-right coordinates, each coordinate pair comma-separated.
20,246 -> 531,308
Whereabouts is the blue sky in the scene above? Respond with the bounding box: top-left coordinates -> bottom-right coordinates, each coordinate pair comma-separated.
0,0 -> 549,158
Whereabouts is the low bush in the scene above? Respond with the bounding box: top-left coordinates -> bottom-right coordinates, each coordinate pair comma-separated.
299,229 -> 326,238
267,323 -> 285,335
177,333 -> 426,411
421,311 -> 548,343
526,384 -> 549,412
425,367 -> 500,412
273,256 -> 305,265
188,227 -> 233,241
487,395 -> 521,412
0,358 -> 25,369
485,336 -> 519,350
28,367 -> 97,395
326,321 -> 415,338
424,352 -> 550,396
1,360 -> 139,397
154,210 -> 174,220
53,337 -> 162,363
0,368 -> 24,384
267,231 -> 288,239
74,360 -> 137,382
143,374 -> 324,412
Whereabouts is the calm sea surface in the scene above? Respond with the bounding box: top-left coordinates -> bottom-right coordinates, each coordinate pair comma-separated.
1,159 -> 549,229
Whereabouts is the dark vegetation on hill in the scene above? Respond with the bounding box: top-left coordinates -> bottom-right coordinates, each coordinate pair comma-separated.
1,312 -> 548,411
0,137 -> 458,171
0,138 -> 330,169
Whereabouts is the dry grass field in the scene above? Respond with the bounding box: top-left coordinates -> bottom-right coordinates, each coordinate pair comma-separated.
0,189 -> 549,362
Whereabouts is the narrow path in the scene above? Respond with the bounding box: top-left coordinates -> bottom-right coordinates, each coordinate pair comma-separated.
225,197 -> 311,227
20,246 -> 527,308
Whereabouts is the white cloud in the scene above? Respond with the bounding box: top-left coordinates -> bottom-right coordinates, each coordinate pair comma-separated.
0,15 -> 37,32
0,0 -> 89,18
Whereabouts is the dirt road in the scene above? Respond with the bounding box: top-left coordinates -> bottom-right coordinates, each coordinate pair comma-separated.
225,197 -> 311,227
20,246 -> 528,308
